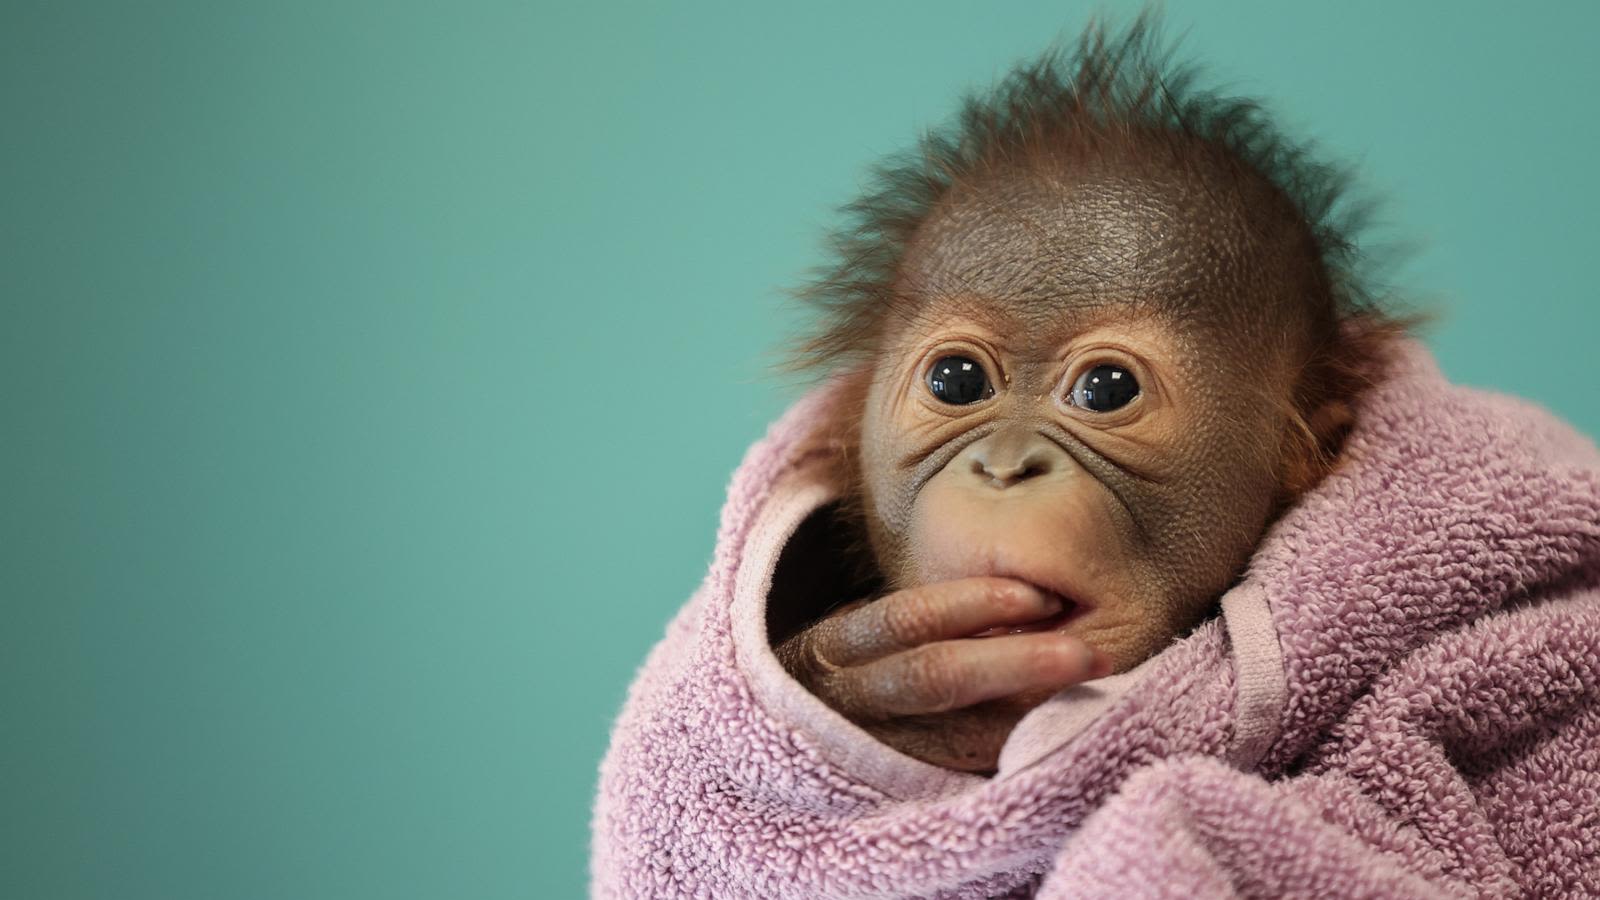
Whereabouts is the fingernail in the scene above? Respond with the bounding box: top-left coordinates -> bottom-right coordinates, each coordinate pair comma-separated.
1089,649 -> 1115,679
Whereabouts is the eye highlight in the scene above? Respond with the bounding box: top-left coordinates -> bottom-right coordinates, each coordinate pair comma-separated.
926,355 -> 994,405
1069,364 -> 1139,412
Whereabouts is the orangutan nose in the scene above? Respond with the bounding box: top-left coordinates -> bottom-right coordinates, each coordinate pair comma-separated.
963,430 -> 1064,489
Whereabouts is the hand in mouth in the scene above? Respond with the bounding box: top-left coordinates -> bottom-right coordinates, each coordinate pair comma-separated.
968,588 -> 1083,637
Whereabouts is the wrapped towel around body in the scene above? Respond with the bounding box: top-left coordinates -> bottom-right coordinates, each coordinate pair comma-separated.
591,343 -> 1600,899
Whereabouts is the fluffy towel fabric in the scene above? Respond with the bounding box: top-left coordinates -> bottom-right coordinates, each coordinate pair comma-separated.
591,342 -> 1600,899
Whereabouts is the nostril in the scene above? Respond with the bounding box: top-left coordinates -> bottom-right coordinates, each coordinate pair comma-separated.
971,459 -> 1015,487
965,434 -> 1060,488
971,456 -> 1050,488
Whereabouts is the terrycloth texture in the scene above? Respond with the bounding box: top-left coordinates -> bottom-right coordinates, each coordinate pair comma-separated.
591,343 -> 1600,899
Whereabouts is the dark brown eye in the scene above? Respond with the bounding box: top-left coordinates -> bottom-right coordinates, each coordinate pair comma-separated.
1069,364 -> 1139,412
927,356 -> 993,405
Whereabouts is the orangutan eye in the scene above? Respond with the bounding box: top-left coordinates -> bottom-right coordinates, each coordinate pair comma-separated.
1069,364 -> 1139,412
926,356 -> 993,405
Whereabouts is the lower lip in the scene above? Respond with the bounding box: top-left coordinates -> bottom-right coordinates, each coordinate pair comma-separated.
968,597 -> 1080,638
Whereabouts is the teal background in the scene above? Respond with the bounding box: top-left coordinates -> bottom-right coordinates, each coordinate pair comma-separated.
3,1 -> 1596,897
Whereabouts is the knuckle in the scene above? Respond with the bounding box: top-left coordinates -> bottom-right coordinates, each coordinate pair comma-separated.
774,632 -> 821,683
780,622 -> 852,686
881,592 -> 939,647
806,620 -> 850,672
903,645 -> 964,712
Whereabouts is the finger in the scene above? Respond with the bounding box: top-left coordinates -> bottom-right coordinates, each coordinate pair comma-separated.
813,578 -> 1062,668
828,631 -> 1103,719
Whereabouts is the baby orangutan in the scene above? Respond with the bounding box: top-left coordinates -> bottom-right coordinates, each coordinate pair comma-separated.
771,20 -> 1406,773
594,18 -> 1600,896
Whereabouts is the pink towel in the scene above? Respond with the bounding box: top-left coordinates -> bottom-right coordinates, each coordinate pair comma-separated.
591,341 -> 1600,898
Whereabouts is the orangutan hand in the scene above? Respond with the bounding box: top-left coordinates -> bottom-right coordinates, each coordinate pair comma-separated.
773,577 -> 1111,773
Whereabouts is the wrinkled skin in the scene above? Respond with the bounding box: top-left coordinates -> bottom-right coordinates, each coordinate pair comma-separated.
776,148 -> 1336,773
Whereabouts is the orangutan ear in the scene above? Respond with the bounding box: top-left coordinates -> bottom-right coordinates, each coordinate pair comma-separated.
788,368 -> 872,491
1281,398 -> 1357,500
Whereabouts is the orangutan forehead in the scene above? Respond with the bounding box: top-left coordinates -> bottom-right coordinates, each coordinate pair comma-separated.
894,150 -> 1315,335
